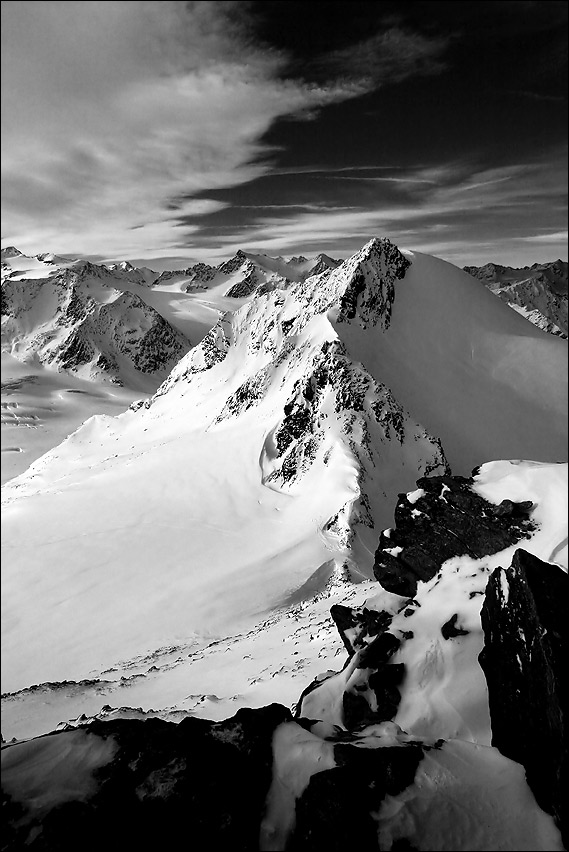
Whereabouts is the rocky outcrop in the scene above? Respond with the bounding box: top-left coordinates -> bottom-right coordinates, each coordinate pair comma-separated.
2,704 -> 291,852
479,548 -> 567,845
373,473 -> 535,597
287,735 -> 426,850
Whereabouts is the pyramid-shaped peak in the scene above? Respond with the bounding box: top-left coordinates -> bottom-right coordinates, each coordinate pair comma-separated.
218,249 -> 249,275
1,246 -> 23,259
358,236 -> 398,258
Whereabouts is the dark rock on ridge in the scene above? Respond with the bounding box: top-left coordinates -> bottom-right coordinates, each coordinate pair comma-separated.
289,742 -> 424,850
2,704 -> 291,852
330,604 -> 393,656
479,548 -> 567,846
440,613 -> 469,639
373,474 -> 536,597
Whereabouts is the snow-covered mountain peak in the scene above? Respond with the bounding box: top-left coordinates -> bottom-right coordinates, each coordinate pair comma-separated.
128,238 -> 445,568
288,236 -> 409,333
1,246 -> 24,260
2,257 -> 191,390
35,252 -> 74,265
218,249 -> 249,276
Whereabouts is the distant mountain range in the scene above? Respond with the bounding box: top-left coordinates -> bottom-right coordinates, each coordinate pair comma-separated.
1,247 -> 342,390
152,249 -> 341,296
463,259 -> 568,338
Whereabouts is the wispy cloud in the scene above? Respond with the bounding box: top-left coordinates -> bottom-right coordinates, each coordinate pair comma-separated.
519,231 -> 568,243
181,149 -> 567,266
303,27 -> 449,88
1,2 -> 450,259
0,2 -> 343,256
507,89 -> 567,103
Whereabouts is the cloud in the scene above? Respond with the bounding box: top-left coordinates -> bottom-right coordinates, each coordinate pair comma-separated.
1,2 -> 453,259
0,1 -> 359,257
179,149 -> 567,267
305,27 -> 449,88
519,231 -> 568,243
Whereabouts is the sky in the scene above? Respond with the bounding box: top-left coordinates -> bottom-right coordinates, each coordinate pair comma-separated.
1,0 -> 567,269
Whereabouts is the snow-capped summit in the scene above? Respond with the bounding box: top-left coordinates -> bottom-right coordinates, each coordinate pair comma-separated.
35,252 -> 74,265
1,237 -> 449,697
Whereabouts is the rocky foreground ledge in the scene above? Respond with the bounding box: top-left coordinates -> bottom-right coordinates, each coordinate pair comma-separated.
2,466 -> 567,851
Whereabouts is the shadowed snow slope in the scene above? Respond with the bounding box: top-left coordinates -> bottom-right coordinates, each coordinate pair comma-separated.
337,248 -> 567,471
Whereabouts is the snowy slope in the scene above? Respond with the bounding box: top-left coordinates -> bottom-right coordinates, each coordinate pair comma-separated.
336,246 -> 567,472
1,239 -> 447,700
2,238 -> 567,850
2,459 -> 567,852
1,238 -> 567,737
1,352 -> 141,486
464,259 -> 568,338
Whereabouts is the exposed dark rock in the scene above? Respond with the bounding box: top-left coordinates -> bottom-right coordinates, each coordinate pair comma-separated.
336,238 -> 410,331
440,613 -> 469,640
330,604 -> 392,656
356,633 -> 400,669
57,329 -> 95,370
289,743 -> 424,851
217,249 -> 247,276
479,549 -> 567,845
373,474 -> 536,597
343,632 -> 405,730
491,499 -> 533,518
225,265 -> 260,298
1,704 -> 291,852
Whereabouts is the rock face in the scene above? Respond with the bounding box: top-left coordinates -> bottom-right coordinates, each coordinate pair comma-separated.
479,548 -> 567,845
464,259 -> 568,337
373,473 -> 535,597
